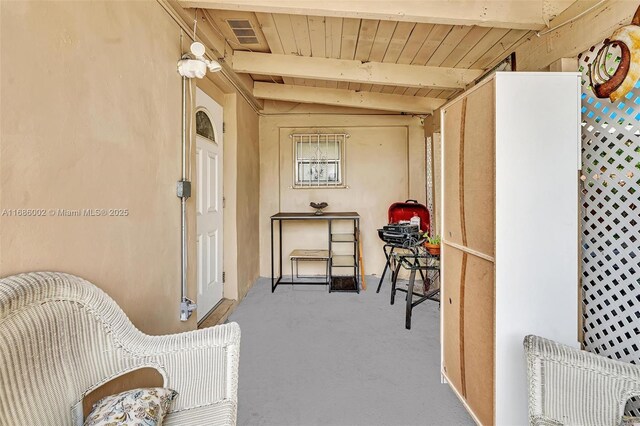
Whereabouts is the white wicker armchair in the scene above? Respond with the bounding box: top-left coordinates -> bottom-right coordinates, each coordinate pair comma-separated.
525,335 -> 640,426
0,272 -> 240,426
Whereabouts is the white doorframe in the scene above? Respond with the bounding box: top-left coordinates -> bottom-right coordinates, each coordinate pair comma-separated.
195,88 -> 224,323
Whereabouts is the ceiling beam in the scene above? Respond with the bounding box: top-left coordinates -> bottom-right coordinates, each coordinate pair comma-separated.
515,0 -> 636,71
232,52 -> 483,90
253,82 -> 445,114
178,0 -> 576,30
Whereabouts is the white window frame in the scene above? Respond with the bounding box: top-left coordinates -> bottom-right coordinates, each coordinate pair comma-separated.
291,133 -> 348,189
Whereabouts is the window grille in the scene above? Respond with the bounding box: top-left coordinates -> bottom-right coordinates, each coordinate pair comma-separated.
291,133 -> 348,188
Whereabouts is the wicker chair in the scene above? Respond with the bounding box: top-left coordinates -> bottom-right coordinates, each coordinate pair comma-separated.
524,335 -> 640,426
0,272 -> 240,426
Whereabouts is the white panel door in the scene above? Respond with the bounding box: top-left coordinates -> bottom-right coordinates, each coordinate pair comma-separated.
196,88 -> 224,323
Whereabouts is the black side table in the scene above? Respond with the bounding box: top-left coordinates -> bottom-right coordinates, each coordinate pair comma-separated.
390,250 -> 440,329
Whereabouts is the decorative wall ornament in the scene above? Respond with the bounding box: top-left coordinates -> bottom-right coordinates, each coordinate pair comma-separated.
589,6 -> 640,102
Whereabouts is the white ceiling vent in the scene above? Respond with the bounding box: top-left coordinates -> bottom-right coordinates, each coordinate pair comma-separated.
226,19 -> 259,45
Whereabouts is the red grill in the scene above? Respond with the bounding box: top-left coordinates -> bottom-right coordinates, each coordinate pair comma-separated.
387,199 -> 430,234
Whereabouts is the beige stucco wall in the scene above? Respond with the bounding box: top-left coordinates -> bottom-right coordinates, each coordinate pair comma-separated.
259,114 -> 426,279
222,94 -> 260,301
0,0 -> 258,334
235,98 -> 260,299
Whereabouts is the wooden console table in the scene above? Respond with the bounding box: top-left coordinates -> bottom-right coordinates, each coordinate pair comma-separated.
270,212 -> 360,293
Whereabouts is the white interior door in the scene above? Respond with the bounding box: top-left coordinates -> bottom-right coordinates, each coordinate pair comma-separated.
195,88 -> 223,323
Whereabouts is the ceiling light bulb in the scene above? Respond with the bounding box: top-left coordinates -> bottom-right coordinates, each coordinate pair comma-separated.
190,41 -> 206,57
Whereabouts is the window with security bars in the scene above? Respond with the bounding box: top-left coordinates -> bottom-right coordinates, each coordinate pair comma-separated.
292,133 -> 347,188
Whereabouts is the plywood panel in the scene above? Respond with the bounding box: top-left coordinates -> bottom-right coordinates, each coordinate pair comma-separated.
442,79 -> 495,256
442,243 -> 463,394
462,80 -> 495,257
442,98 -> 463,246
463,254 -> 495,426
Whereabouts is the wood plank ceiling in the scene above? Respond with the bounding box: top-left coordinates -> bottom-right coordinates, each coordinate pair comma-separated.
213,10 -> 529,98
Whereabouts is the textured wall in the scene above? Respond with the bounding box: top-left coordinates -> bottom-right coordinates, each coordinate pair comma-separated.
235,98 -> 261,299
0,0 -> 197,334
0,0 -> 258,334
258,114 -> 426,278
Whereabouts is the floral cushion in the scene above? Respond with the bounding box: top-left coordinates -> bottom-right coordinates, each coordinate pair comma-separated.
621,416 -> 640,426
84,387 -> 178,426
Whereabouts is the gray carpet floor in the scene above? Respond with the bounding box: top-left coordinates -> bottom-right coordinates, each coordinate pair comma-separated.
228,276 -> 474,426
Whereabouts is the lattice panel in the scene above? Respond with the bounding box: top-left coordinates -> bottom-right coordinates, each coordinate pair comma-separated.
579,44 -> 640,414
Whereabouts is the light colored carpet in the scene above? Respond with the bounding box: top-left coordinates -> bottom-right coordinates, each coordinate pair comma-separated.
229,276 -> 474,426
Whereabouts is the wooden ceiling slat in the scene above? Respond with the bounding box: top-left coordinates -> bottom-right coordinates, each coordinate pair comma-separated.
360,21 -> 397,92
305,78 -> 326,88
396,23 -> 434,65
381,22 -> 416,63
440,26 -> 491,67
425,25 -> 473,66
393,24 -> 435,96
421,88 -> 436,97
376,22 -> 417,94
335,20 -> 353,95
469,29 -> 528,69
353,19 -> 379,61
368,21 -> 398,62
411,24 -> 452,65
271,14 -> 306,84
290,14 -> 312,56
272,14 -> 297,54
308,16 -> 326,58
234,9 -> 535,104
339,18 -> 361,60
255,12 -> 297,85
325,17 -> 343,59
380,85 -> 397,94
255,13 -> 284,53
454,27 -> 510,68
350,18 -> 378,90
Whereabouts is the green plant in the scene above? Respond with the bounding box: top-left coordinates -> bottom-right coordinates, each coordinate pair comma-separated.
423,234 -> 441,245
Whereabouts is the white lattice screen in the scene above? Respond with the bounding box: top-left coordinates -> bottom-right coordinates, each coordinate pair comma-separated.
579,43 -> 640,414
